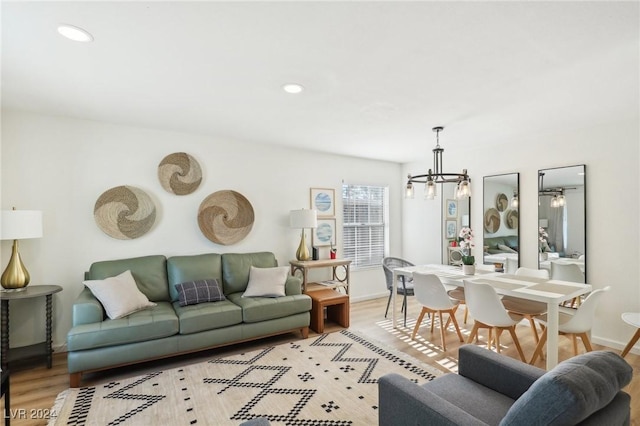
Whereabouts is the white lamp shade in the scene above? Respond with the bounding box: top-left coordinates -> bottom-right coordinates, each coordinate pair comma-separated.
462,215 -> 470,227
1,210 -> 43,240
289,209 -> 317,229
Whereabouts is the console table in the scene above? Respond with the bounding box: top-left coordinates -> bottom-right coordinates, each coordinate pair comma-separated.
1,285 -> 62,370
289,258 -> 351,294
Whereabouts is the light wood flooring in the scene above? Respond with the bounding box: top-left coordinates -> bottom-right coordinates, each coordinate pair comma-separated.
2,295 -> 639,425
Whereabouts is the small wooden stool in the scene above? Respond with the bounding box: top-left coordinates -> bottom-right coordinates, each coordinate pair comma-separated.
308,288 -> 349,333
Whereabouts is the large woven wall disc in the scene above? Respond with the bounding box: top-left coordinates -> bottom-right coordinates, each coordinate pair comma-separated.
158,152 -> 202,195
198,190 -> 254,245
94,185 -> 157,239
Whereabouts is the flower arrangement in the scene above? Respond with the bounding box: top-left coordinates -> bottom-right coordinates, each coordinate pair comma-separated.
538,226 -> 549,253
458,227 -> 475,265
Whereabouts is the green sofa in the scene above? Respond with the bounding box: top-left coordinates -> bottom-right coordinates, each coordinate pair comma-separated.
483,235 -> 518,254
67,252 -> 311,387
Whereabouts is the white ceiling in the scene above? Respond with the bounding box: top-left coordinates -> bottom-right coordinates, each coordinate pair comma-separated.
2,1 -> 638,163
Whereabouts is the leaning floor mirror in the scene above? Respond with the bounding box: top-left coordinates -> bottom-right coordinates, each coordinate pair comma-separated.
441,182 -> 470,266
538,165 -> 586,282
482,173 -> 519,273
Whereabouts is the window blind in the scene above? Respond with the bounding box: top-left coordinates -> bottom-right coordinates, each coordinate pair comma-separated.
342,184 -> 387,269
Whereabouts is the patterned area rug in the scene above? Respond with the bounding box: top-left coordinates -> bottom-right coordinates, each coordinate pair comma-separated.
49,330 -> 443,425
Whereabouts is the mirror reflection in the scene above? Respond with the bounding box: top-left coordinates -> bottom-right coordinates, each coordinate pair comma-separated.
482,173 -> 520,273
442,183 -> 471,266
538,165 -> 586,282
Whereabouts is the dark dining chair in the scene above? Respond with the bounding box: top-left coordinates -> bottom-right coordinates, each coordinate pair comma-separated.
382,257 -> 415,327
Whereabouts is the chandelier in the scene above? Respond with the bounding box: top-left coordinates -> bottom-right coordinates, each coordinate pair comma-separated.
405,126 -> 471,200
538,172 -> 566,208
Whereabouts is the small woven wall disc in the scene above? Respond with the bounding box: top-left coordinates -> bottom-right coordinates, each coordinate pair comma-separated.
198,190 -> 254,245
158,152 -> 202,195
94,185 -> 157,239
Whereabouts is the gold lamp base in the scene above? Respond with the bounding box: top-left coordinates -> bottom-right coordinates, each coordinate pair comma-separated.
295,230 -> 311,261
1,240 -> 31,290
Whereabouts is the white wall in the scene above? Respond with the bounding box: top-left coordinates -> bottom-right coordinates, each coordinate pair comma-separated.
403,119 -> 640,350
1,110 -> 401,350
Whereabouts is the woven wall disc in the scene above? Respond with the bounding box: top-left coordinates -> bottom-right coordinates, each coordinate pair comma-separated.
483,208 -> 501,234
198,190 -> 254,245
94,185 -> 157,239
158,152 -> 202,195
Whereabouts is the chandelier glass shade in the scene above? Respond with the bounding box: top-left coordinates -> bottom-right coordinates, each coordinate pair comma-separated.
405,127 -> 471,200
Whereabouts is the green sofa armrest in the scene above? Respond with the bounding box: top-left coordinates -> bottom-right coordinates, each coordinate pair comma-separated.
72,287 -> 104,326
285,275 -> 303,295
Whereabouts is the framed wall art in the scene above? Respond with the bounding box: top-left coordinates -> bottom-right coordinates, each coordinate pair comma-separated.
310,188 -> 335,217
445,220 -> 457,239
446,199 -> 458,218
313,218 -> 336,247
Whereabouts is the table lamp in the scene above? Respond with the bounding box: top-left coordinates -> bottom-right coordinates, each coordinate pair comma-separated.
1,208 -> 43,290
290,209 -> 317,261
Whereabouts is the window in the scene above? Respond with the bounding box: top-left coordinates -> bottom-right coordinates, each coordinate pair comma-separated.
342,184 -> 388,269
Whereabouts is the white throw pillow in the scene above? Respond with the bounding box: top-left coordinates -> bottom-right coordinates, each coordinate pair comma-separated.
498,244 -> 517,253
84,270 -> 156,319
242,266 -> 289,298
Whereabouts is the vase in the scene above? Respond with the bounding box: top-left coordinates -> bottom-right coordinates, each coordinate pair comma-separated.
462,265 -> 475,275
539,252 -> 548,261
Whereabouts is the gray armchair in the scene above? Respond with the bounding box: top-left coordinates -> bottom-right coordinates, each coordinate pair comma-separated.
379,344 -> 632,425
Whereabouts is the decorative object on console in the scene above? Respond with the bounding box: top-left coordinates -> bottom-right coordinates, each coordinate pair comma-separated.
289,208 -> 317,261
0,208 -> 43,290
459,227 -> 475,275
198,190 -> 254,245
310,188 -> 335,217
405,126 -> 471,200
313,218 -> 336,248
483,208 -> 500,233
538,226 -> 550,260
495,193 -> 508,212
94,185 -> 156,240
158,152 -> 202,195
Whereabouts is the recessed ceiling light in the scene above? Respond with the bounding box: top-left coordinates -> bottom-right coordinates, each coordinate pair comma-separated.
57,24 -> 93,42
282,83 -> 304,94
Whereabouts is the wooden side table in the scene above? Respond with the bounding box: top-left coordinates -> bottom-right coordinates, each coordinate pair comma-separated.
308,289 -> 349,333
289,258 -> 351,294
1,285 -> 62,370
1,369 -> 9,426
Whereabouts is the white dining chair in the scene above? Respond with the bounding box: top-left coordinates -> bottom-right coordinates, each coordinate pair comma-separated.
529,286 -> 610,365
411,272 -> 464,351
550,262 -> 585,283
551,261 -> 586,307
463,280 -> 527,361
501,268 -> 549,343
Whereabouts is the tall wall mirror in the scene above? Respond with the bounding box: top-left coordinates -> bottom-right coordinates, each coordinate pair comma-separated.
441,182 -> 471,266
482,173 -> 520,272
538,165 -> 586,282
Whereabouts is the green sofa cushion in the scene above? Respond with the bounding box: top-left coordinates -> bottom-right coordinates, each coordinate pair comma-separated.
221,252 -> 278,294
173,299 -> 243,335
167,253 -> 222,302
67,302 -> 178,351
227,292 -> 312,323
88,255 -> 169,302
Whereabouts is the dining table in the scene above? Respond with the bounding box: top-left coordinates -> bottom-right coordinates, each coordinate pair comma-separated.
391,264 -> 592,369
